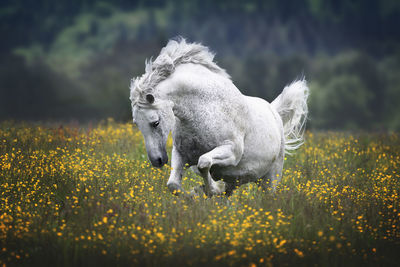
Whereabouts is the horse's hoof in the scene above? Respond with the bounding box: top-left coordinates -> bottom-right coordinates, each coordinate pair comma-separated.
190,185 -> 206,197
213,180 -> 226,194
167,182 -> 184,195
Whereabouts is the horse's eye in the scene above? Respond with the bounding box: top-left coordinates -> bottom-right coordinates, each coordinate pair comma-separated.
151,121 -> 159,128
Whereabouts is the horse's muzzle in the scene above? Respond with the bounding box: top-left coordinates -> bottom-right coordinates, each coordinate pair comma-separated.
149,154 -> 168,168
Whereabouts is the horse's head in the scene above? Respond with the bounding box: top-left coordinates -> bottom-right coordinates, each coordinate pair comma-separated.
132,93 -> 174,168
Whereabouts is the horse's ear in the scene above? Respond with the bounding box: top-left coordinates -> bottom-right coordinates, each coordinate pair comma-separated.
146,94 -> 155,104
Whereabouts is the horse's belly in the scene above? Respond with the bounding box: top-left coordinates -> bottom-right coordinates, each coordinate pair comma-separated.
210,158 -> 269,184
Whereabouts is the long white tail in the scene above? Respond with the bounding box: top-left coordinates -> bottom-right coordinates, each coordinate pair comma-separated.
271,79 -> 309,154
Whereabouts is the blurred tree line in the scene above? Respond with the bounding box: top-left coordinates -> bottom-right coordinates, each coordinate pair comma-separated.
1,0 -> 400,130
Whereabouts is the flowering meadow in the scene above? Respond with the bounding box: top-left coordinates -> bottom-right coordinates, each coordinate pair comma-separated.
0,120 -> 399,266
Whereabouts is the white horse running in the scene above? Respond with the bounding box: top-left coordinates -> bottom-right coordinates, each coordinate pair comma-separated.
130,38 -> 309,197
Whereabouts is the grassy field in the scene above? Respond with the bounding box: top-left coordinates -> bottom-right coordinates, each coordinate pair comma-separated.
0,120 -> 399,266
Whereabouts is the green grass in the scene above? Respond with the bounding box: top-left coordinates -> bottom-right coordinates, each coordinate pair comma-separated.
0,121 -> 399,266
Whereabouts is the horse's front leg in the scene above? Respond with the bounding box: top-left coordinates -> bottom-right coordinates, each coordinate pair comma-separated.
167,146 -> 185,195
196,139 -> 243,196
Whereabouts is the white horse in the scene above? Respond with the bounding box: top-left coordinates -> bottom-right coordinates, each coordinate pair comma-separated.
130,38 -> 309,197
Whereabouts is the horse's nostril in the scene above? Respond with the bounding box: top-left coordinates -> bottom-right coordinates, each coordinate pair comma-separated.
157,158 -> 163,166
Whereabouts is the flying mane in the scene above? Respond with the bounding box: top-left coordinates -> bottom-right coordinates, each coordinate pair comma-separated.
130,38 -> 230,107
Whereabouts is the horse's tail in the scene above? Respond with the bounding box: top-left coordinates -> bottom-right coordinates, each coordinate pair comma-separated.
271,79 -> 309,154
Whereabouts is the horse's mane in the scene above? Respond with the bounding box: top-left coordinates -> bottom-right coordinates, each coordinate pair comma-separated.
130,38 -> 230,107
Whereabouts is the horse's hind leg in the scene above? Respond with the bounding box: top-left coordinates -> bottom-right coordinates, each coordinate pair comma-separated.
260,151 -> 284,193
260,168 -> 282,192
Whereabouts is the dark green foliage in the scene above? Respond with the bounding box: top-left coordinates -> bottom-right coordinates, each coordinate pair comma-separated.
0,0 -> 400,129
